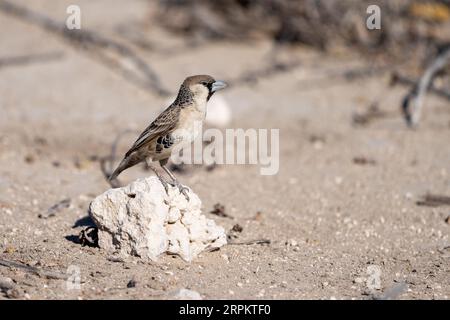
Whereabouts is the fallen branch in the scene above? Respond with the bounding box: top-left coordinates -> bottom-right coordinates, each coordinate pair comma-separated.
207,239 -> 270,250
0,259 -> 68,280
228,59 -> 301,87
38,198 -> 71,219
297,64 -> 394,92
228,239 -> 271,246
416,194 -> 450,207
0,51 -> 64,69
0,0 -> 169,96
400,46 -> 450,127
391,72 -> 450,101
79,226 -> 99,247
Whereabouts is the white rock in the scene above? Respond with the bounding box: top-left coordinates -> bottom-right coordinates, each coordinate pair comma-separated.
173,288 -> 202,300
287,239 -> 298,247
89,177 -> 227,262
0,276 -> 15,291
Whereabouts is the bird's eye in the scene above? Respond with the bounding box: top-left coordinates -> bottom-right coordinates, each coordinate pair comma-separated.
201,81 -> 208,86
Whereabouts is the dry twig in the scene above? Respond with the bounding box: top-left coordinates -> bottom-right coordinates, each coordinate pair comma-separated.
0,259 -> 68,280
228,239 -> 271,246
0,51 -> 64,69
391,72 -> 450,101
0,0 -> 169,96
401,46 -> 450,127
416,194 -> 450,207
228,60 -> 301,87
38,198 -> 71,219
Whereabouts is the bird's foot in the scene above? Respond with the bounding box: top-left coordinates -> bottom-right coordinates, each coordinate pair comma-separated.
179,185 -> 190,201
169,181 -> 190,201
155,176 -> 170,193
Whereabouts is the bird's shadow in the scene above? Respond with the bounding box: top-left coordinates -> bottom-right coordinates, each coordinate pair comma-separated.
64,234 -> 79,244
72,215 -> 95,228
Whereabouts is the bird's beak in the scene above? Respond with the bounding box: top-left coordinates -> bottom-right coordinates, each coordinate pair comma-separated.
211,80 -> 227,92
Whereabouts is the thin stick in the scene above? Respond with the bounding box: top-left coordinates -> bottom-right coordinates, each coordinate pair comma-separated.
391,72 -> 450,101
296,64 -> 395,92
0,259 -> 69,280
0,51 -> 64,69
416,194 -> 450,207
228,60 -> 301,87
401,47 -> 450,127
0,0 -> 169,96
228,239 -> 271,245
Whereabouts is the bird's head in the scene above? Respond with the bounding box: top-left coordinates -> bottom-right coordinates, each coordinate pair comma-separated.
182,75 -> 227,104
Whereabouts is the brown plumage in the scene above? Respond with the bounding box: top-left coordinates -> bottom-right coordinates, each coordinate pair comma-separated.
109,75 -> 227,199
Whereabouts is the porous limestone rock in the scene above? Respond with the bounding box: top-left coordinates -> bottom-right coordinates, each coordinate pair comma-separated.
88,176 -> 227,262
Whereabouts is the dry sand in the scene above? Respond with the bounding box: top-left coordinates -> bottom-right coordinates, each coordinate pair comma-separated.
0,0 -> 449,299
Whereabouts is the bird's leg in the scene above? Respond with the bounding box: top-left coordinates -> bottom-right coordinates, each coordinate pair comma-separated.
146,159 -> 169,193
160,161 -> 190,201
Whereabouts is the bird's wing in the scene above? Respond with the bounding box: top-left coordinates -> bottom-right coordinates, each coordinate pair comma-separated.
125,105 -> 180,157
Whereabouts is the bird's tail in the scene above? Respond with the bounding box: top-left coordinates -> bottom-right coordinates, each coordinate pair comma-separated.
109,154 -> 141,182
108,165 -> 123,182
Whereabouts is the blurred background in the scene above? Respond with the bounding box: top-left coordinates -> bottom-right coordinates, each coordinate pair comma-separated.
0,0 -> 449,299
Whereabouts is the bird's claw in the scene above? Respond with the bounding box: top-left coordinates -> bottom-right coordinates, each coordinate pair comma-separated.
161,181 -> 169,193
156,176 -> 170,193
179,185 -> 190,201
169,181 -> 190,201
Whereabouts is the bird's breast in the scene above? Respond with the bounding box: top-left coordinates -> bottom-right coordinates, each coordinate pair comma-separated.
174,108 -> 205,142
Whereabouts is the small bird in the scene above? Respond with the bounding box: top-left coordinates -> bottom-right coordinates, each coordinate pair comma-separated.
109,75 -> 227,199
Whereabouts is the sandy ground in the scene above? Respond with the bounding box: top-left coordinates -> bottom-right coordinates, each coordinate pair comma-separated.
0,0 -> 449,300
